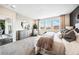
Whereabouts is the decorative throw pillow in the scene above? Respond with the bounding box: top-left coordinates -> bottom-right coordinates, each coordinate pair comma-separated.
74,30 -> 79,43
61,29 -> 71,38
75,28 -> 79,33
42,32 -> 54,38
63,30 -> 76,42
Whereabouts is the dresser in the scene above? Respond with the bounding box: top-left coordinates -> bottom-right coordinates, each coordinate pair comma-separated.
16,30 -> 32,40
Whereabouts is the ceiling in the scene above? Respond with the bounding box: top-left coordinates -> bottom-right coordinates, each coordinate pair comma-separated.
9,4 -> 79,19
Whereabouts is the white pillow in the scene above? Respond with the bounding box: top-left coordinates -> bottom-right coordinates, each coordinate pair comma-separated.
76,33 -> 79,43
43,32 -> 55,38
74,30 -> 79,43
65,26 -> 73,30
44,32 -> 54,35
75,23 -> 79,29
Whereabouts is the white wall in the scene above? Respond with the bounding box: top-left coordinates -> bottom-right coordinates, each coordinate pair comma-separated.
0,6 -> 33,42
15,14 -> 33,39
15,13 -> 33,31
0,6 -> 16,42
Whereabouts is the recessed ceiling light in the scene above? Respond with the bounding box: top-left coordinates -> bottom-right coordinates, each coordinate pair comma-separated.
10,4 -> 16,9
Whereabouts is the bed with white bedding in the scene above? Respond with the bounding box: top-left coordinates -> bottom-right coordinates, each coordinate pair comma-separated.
34,32 -> 65,55
40,31 -> 79,55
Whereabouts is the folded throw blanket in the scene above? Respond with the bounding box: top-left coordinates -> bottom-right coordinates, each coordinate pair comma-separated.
36,37 -> 53,51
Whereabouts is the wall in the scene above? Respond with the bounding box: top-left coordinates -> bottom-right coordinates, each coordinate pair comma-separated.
60,14 -> 70,29
0,6 -> 16,19
0,5 -> 16,42
0,5 -> 33,42
16,13 -> 33,31
70,6 -> 79,26
65,14 -> 70,26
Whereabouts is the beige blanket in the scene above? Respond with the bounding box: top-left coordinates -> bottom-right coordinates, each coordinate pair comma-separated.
35,35 -> 65,55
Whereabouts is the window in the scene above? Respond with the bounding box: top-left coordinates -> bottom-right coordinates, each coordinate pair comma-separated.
39,20 -> 45,29
39,17 -> 61,33
51,17 -> 60,32
45,19 -> 51,28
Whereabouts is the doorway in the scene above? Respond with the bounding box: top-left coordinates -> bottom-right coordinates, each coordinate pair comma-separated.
0,20 -> 5,34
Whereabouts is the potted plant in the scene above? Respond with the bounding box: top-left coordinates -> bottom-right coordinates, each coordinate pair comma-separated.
0,23 -> 5,34
32,24 -> 38,36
